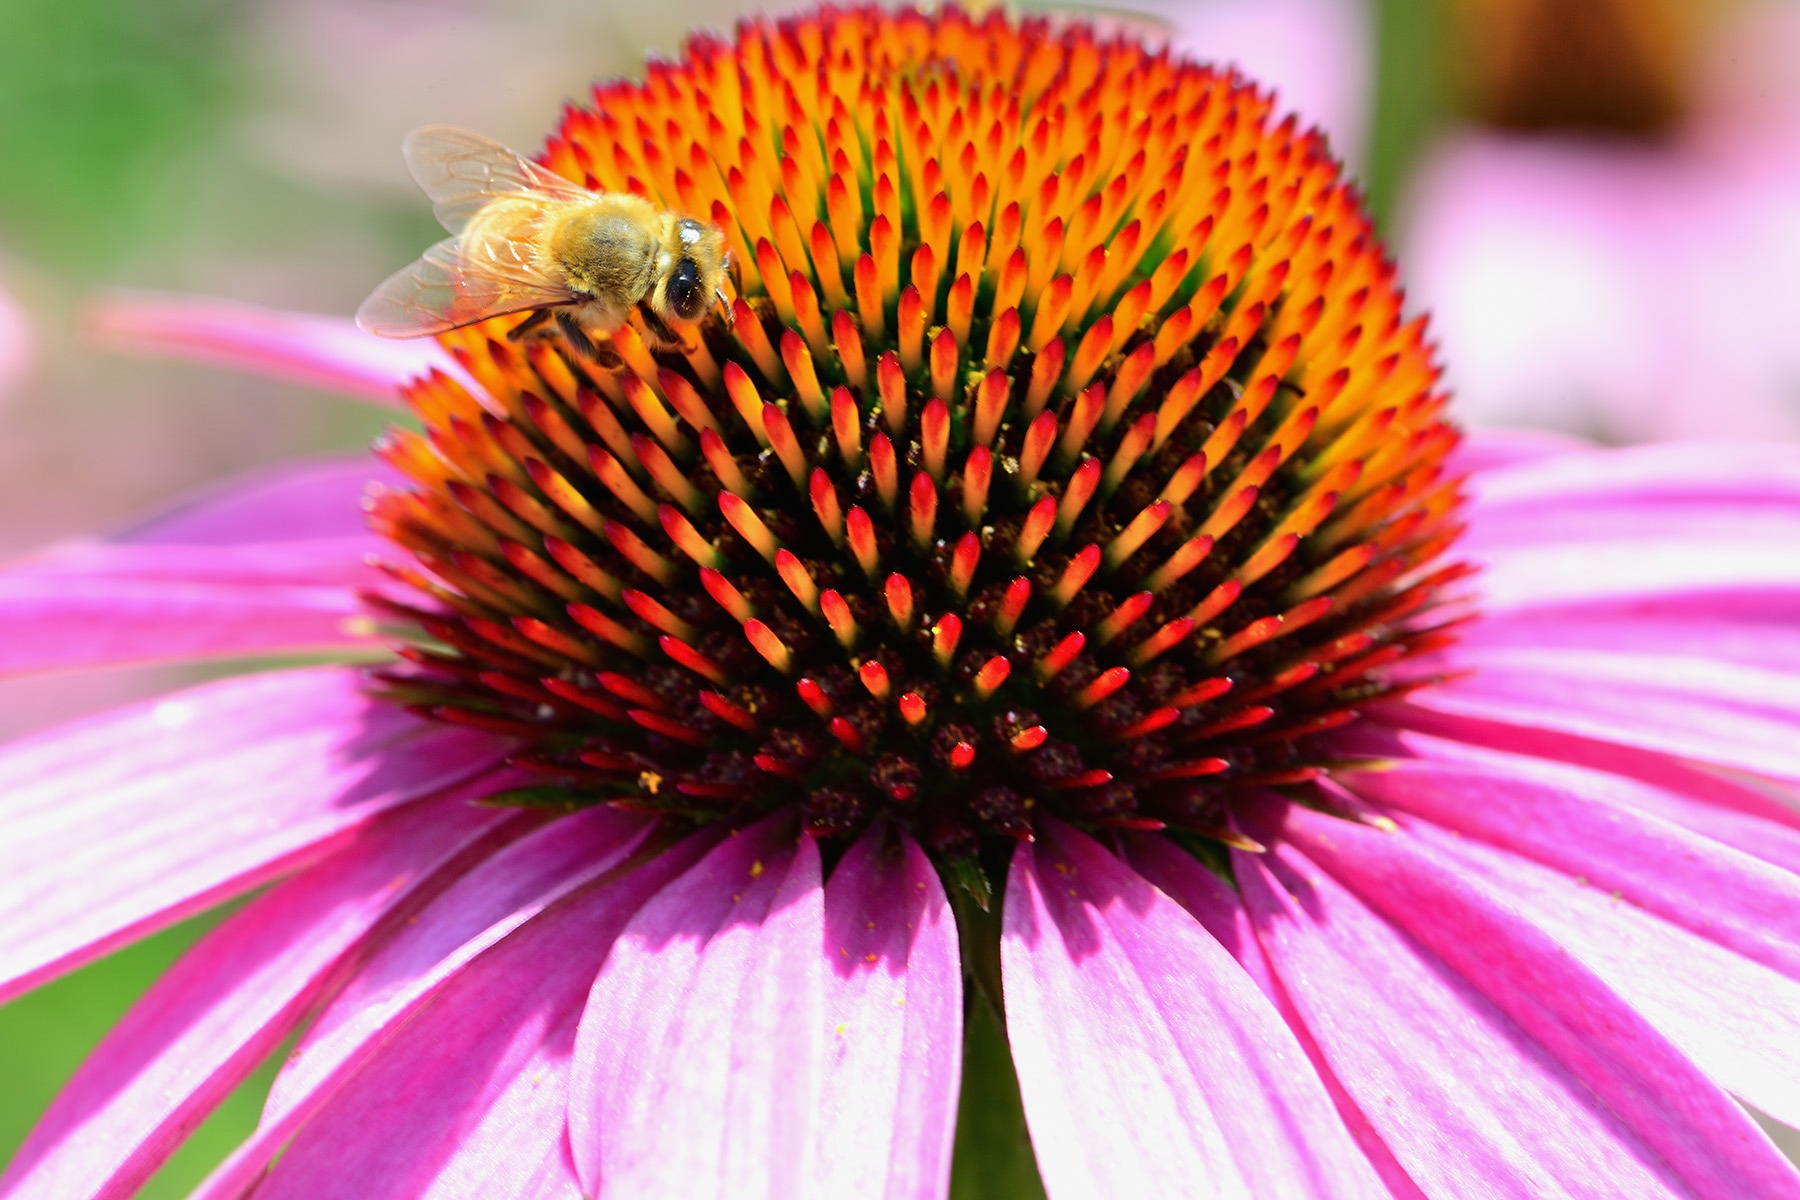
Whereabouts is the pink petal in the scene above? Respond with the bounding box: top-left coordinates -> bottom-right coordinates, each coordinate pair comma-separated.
192,805 -> 659,1200
1449,427 -> 1589,475
1407,650 -> 1800,782
1466,441 -> 1800,510
1125,835 -> 1429,1200
1237,837 -> 1705,1197
0,562 -> 380,678
1338,755 -> 1800,982
1271,801 -> 1800,1196
119,454 -> 396,546
813,826 -> 962,1200
1000,821 -> 1389,1198
242,828 -> 716,1200
1399,812 -> 1800,1131
87,291 -> 466,406
0,798 -> 519,1200
570,816 -> 823,1200
0,666 -> 509,1002
255,804 -> 653,1135
1456,602 -> 1800,671
1350,716 -> 1800,872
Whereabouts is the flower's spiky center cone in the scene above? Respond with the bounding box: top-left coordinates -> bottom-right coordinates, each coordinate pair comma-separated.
365,5 -> 1467,857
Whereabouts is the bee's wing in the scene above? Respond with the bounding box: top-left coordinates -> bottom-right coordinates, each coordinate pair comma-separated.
402,125 -> 593,234
355,235 -> 580,338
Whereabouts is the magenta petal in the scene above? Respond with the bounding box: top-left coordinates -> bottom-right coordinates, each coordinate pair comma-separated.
0,558 -> 380,678
1125,835 -> 1428,1200
243,828 -> 716,1200
1000,821 -> 1388,1198
1400,813 -> 1800,1130
0,798 -> 516,1200
1342,755 -> 1800,981
87,291 -> 465,406
813,827 -> 961,1200
569,816 -> 823,1200
1354,716 -> 1800,873
1272,803 -> 1800,1196
254,804 -> 652,1137
0,666 -> 509,1002
1408,650 -> 1800,782
120,455 -> 398,546
1237,839 -> 1706,1197
1466,441 -> 1800,510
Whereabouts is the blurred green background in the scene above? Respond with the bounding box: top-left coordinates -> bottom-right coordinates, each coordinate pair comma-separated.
1,0 -> 1791,1192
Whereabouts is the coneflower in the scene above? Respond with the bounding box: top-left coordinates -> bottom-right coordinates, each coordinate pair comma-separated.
5,8 -> 1800,1199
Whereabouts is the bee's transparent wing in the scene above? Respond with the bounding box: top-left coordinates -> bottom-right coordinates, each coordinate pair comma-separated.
355,236 -> 578,338
402,125 -> 593,234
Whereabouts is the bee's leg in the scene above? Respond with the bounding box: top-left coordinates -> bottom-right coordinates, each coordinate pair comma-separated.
555,308 -> 602,360
506,308 -> 554,341
634,302 -> 679,348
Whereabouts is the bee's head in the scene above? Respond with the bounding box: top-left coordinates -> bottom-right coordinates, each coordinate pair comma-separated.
657,217 -> 729,324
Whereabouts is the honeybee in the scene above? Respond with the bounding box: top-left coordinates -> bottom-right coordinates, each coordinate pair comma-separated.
356,126 -> 730,356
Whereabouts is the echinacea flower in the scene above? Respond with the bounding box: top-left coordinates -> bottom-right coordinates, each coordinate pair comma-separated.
1400,0 -> 1800,441
7,6 -> 1800,1197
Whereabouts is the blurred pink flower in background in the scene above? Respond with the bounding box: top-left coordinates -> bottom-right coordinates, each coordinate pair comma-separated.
0,278 -> 30,410
1401,0 -> 1800,441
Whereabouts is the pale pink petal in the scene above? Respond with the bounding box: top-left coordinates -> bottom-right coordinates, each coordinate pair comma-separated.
1000,821 -> 1389,1198
1457,602 -> 1800,671
256,804 -> 653,1132
813,826 -> 961,1200
243,829 -> 715,1200
119,454 -> 395,546
1407,650 -> 1800,782
1352,715 -> 1800,874
1449,428 -> 1589,475
1466,441 -> 1800,510
87,291 -> 467,406
1237,838 -> 1698,1197
0,569 -> 380,678
0,799 -> 518,1200
189,807 -> 654,1199
570,816 -> 823,1200
0,666 -> 509,1002
1337,755 -> 1800,983
1400,812 -> 1800,1131
1271,801 -> 1800,1196
1125,835 -> 1429,1200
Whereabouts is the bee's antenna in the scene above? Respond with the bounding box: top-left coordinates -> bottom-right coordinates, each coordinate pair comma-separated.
718,288 -> 735,328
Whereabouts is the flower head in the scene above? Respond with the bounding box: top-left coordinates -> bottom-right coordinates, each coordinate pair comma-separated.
370,5 -> 1455,870
5,7 -> 1800,1200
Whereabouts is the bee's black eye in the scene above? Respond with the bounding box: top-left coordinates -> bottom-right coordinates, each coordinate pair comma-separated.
669,257 -> 704,320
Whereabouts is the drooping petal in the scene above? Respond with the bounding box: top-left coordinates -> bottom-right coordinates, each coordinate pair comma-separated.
0,799 -> 520,1200
569,815 -> 823,1200
1466,441 -> 1800,511
0,666 -> 510,1002
1237,837 -> 1708,1197
1125,835 -> 1428,1200
1407,648 -> 1800,782
0,552 -> 381,678
256,805 -> 653,1133
1271,801 -> 1800,1197
1001,821 -> 1389,1198
1449,428 -> 1589,475
813,826 -> 961,1200
242,827 -> 716,1200
1400,811 -> 1800,1130
118,454 -> 396,545
1350,716 -> 1800,873
1340,755 -> 1800,980
87,291 -> 467,406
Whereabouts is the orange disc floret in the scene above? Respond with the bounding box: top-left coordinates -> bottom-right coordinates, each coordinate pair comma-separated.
364,5 -> 1466,855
